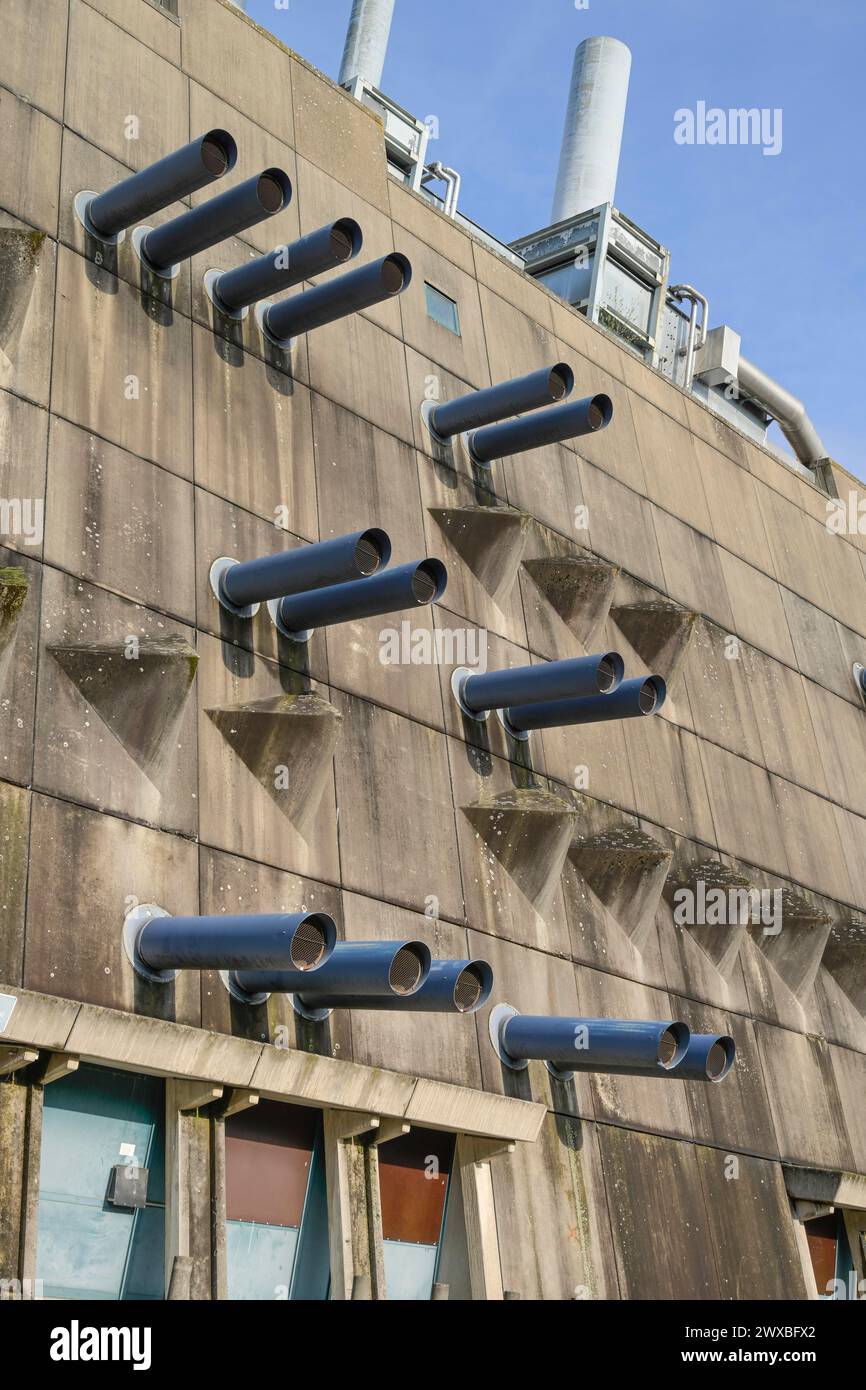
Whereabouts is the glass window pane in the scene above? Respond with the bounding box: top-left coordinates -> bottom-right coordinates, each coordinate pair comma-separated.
424,283 -> 461,336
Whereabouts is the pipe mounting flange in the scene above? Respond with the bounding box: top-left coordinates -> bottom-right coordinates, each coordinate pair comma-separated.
451,666 -> 489,723
462,430 -> 492,468
209,557 -> 261,619
420,399 -> 450,448
488,1002 -> 528,1071
73,191 -> 127,247
122,903 -> 176,984
495,705 -> 530,743
203,269 -> 249,322
131,226 -> 181,281
254,299 -> 295,353
289,993 -> 332,1023
220,971 -> 270,1006
266,598 -> 314,644
853,662 -> 866,704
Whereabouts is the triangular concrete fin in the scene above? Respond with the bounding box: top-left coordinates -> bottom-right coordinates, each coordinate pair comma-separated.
463,787 -> 576,919
749,887 -> 833,999
610,600 -> 698,687
822,916 -> 866,1017
207,691 -> 342,836
523,555 -> 619,648
569,825 -> 672,953
0,567 -> 29,685
50,635 -> 198,775
0,229 -> 45,363
428,506 -> 530,607
663,859 -> 755,978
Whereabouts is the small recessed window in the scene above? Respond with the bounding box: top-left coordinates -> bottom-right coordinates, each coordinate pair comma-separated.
153,0 -> 179,15
424,283 -> 461,336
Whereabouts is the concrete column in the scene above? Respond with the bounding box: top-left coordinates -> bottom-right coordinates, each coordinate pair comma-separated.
165,1080 -> 220,1300
0,1080 -> 42,1299
453,1135 -> 505,1300
323,1109 -> 384,1299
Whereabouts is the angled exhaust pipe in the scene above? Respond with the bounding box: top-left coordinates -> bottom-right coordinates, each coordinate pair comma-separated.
422,364 -> 574,443
467,393 -> 613,467
452,652 -> 623,722
123,905 -> 336,984
676,1032 -> 736,1083
501,674 -> 666,740
236,939 -> 433,1019
489,1004 -> 689,1081
78,130 -> 237,242
269,557 -> 447,642
210,528 -> 391,618
259,252 -> 411,345
208,218 -> 363,316
235,955 -> 492,1015
134,168 -> 291,278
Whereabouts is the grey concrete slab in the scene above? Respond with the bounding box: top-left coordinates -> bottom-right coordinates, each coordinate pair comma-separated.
290,53 -> 388,213
828,1044 -> 866,1174
1,0 -> 69,120
653,506 -> 735,630
84,0 -> 183,64
0,91 -> 61,237
331,691 -> 463,922
696,1146 -> 808,1298
389,182 -> 476,277
672,997 -> 778,1159
44,416 -> 196,621
0,392 -> 48,562
396,228 -> 492,391
181,0 -> 293,146
803,678 -> 866,819
781,586 -> 854,703
24,791 -> 200,1021
582,461 -> 665,590
717,548 -> 797,668
617,717 -> 718,847
679,618 -> 765,766
0,548 -> 39,789
770,774 -> 853,905
754,1020 -> 855,1171
630,392 -> 713,535
696,437 -> 778,576
0,780 -> 29,984
0,216 -> 56,409
305,309 -> 415,448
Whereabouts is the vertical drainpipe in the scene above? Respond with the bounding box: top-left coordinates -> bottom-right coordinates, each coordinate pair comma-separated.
338,0 -> 397,89
551,35 -> 632,223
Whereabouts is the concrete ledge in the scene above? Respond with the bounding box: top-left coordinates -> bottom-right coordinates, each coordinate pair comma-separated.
783,1163 -> 866,1211
0,985 -> 545,1143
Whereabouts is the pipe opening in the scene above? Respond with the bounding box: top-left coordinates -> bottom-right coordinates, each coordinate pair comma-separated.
202,135 -> 232,176
411,560 -> 443,603
332,218 -> 362,261
598,656 -> 618,692
290,914 -> 330,971
657,1026 -> 682,1069
381,257 -> 408,294
257,171 -> 289,213
639,678 -> 660,714
550,364 -> 574,400
588,393 -> 614,430
389,944 -> 426,994
453,964 -> 485,1012
706,1041 -> 729,1079
355,531 -> 387,575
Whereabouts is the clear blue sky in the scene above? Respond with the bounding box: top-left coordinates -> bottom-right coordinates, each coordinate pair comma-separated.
246,0 -> 865,476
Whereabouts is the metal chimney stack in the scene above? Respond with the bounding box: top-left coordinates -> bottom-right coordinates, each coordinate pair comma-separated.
551,36 -> 632,224
338,0 -> 397,89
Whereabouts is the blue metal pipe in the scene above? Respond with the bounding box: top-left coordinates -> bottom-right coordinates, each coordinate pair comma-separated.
136,911 -> 336,974
213,218 -> 363,312
467,393 -> 613,465
272,558 -> 447,637
236,956 -> 492,1013
427,365 -> 574,440
457,652 -> 623,717
242,939 -> 432,1009
263,253 -> 411,342
675,1033 -> 736,1082
87,130 -> 237,238
503,674 -> 666,735
140,169 -> 291,273
219,528 -> 391,609
500,1013 -> 689,1076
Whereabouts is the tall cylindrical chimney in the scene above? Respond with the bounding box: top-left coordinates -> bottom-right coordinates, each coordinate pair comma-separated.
551,36 -> 631,224
338,0 -> 396,88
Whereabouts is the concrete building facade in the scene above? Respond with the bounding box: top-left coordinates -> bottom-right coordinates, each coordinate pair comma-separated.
0,0 -> 865,1300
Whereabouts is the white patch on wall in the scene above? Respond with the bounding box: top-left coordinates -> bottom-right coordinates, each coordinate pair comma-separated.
0,994 -> 17,1034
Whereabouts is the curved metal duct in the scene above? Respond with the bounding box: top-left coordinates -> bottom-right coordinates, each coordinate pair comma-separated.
736,355 -> 827,467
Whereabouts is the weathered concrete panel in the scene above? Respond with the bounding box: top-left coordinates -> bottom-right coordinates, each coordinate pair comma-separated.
390,181 -> 476,277
754,1021 -> 854,1171
653,507 -> 735,631
0,781 -> 29,984
0,91 -> 62,237
0,0 -> 69,120
182,0 -> 294,144
0,391 -> 48,562
673,998 -> 778,1158
630,393 -> 712,535
0,217 -> 56,408
491,1112 -> 620,1300
582,459 -> 665,590
291,53 -> 389,211
396,228 -> 491,389
65,0 -> 189,168
24,793 -> 200,1020
44,417 -> 196,622
597,1124 -> 720,1299
84,0 -> 183,64
696,1147 -> 807,1299
0,547 -> 40,788
717,548 -> 797,668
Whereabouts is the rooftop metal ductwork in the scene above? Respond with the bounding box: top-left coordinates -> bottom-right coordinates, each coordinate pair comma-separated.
500,673 -> 666,740
489,1006 -> 689,1082
234,955 -> 493,1016
422,365 -> 574,443
338,0 -> 396,89
467,393 -> 613,467
451,653 -> 624,723
676,1033 -> 736,1083
207,218 -> 363,316
551,36 -> 632,224
259,252 -> 411,346
269,557 -> 447,642
736,355 -> 828,468
237,939 -> 432,1020
77,131 -> 237,242
134,169 -> 291,278
210,528 -> 391,619
123,906 -> 336,985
